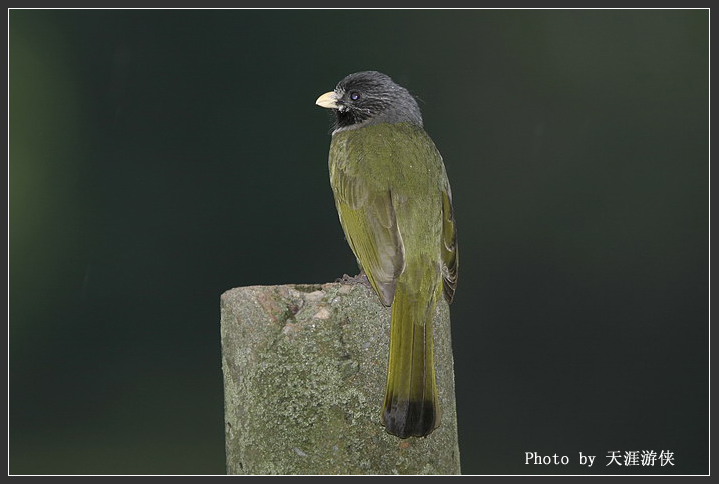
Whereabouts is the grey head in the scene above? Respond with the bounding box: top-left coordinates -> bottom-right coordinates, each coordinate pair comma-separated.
315,71 -> 423,133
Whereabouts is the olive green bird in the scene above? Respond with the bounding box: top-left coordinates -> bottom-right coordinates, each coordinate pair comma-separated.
316,71 -> 458,438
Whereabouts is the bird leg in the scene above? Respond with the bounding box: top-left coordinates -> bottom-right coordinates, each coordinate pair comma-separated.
335,269 -> 372,288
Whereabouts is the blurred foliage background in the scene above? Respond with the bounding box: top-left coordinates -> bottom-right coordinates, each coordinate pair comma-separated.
9,9 -> 708,475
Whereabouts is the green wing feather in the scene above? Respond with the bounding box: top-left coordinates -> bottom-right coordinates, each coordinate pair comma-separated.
329,138 -> 405,307
440,188 -> 458,303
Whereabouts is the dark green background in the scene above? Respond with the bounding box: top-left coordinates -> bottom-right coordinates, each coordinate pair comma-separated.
9,9 -> 708,475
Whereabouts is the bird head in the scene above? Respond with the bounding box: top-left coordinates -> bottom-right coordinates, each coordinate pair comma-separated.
316,71 -> 423,133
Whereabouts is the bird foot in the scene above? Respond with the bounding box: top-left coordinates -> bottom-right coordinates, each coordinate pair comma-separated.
335,271 -> 372,288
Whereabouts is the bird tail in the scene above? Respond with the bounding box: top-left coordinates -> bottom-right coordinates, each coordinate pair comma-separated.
381,280 -> 440,438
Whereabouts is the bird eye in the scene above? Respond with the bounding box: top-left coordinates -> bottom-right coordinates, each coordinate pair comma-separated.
350,91 -> 361,101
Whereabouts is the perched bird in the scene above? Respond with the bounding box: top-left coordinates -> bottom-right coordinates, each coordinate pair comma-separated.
316,71 -> 458,438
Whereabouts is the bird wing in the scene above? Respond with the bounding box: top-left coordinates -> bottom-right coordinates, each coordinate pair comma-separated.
329,150 -> 405,307
440,187 -> 458,303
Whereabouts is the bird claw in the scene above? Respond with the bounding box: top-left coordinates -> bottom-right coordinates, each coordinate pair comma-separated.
335,271 -> 372,288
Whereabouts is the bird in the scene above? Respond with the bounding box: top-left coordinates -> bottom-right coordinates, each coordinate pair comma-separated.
315,71 -> 458,438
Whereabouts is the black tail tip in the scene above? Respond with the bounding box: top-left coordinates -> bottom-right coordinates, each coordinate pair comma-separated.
382,399 -> 438,438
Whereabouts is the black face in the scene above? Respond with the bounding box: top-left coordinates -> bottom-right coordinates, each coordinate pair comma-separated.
330,71 -> 423,132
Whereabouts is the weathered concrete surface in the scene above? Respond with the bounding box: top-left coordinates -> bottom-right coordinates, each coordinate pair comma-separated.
220,282 -> 460,475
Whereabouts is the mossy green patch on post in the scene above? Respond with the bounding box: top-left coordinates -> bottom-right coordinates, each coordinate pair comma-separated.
220,282 -> 461,475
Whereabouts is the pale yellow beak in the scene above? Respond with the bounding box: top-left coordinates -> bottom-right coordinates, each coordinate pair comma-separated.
315,91 -> 340,109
